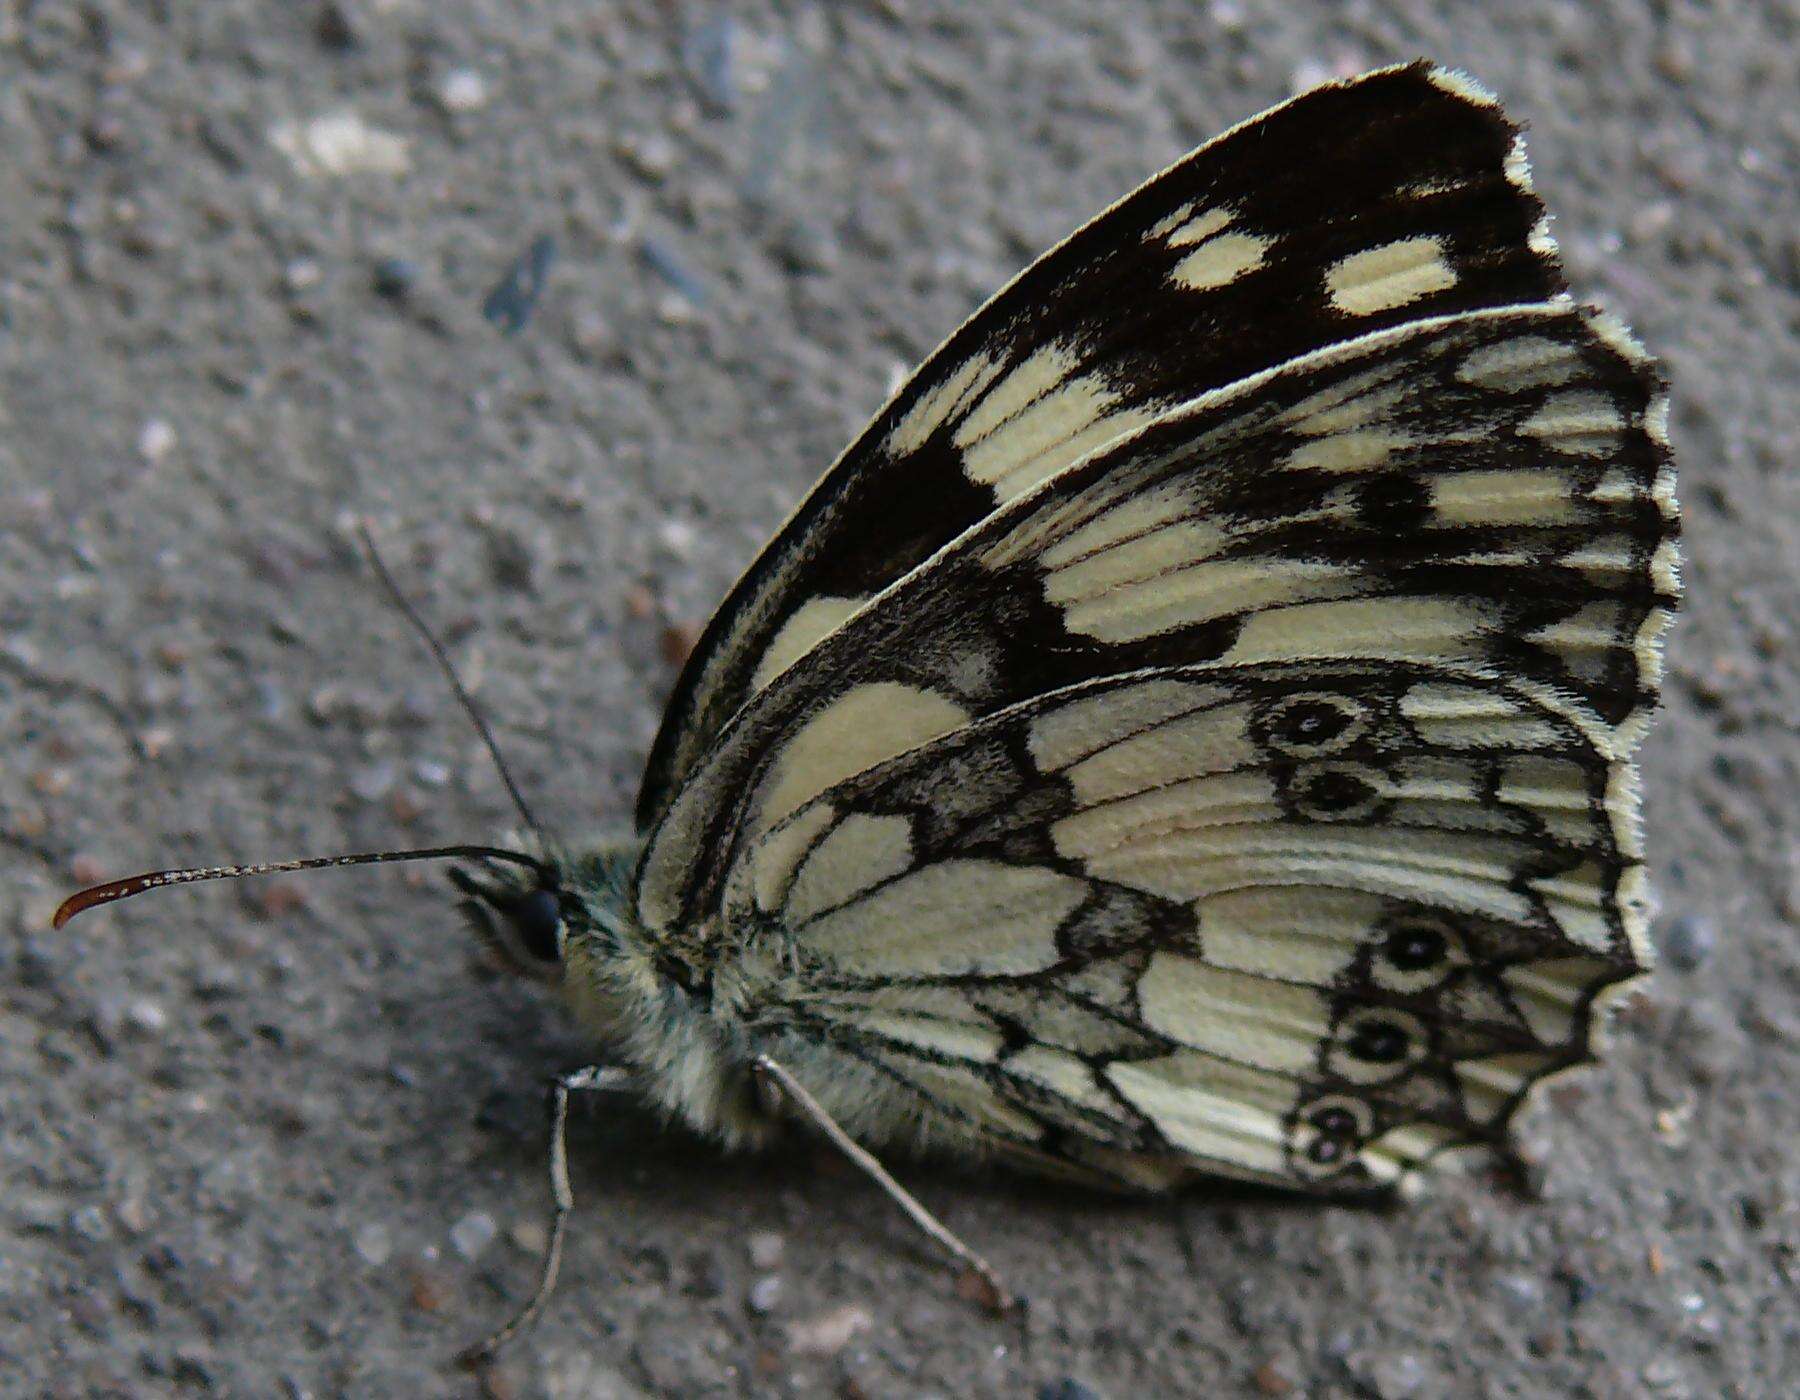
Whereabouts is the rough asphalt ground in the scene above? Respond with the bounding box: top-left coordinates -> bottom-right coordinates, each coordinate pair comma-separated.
4,2 -> 1796,1396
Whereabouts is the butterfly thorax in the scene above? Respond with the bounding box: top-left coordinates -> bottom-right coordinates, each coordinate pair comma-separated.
548,840 -> 777,1148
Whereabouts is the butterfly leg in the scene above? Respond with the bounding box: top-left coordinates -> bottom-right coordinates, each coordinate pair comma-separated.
753,1053 -> 1017,1316
458,1063 -> 634,1368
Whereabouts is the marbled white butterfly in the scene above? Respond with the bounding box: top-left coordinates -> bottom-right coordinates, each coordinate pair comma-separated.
59,61 -> 1679,1358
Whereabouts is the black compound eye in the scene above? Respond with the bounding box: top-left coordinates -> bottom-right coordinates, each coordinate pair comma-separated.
510,888 -> 564,964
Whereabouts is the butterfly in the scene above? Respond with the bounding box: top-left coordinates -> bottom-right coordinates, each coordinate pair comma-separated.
58,60 -> 1678,1357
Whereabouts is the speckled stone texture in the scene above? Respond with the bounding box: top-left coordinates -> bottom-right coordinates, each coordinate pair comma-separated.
3,3 -> 1794,1396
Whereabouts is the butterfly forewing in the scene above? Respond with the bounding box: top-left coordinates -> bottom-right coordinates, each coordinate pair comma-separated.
637,61 -> 1567,830
639,303 -> 1675,937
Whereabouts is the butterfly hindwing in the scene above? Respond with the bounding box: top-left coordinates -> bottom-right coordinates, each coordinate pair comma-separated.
637,303 -> 1676,937
637,61 -> 1566,830
723,658 -> 1648,1180
727,658 -> 1648,1191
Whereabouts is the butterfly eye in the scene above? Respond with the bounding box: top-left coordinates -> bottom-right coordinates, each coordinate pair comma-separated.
508,889 -> 565,966
452,865 -> 566,979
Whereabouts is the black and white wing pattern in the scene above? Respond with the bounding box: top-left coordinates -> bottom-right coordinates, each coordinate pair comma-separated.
639,306 -> 1676,934
627,69 -> 1678,1190
637,62 -> 1564,830
725,658 -> 1651,1190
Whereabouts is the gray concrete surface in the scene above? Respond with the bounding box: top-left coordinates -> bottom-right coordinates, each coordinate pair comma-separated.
3,2 -> 1795,1396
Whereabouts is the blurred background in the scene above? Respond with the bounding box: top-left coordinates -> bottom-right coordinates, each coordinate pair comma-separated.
2,2 -> 1793,1395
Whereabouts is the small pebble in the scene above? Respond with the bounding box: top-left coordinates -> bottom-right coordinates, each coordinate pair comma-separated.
316,1 -> 358,49
372,257 -> 420,300
1251,1361 -> 1294,1396
747,1229 -> 785,1269
114,1195 -> 154,1235
171,1354 -> 215,1389
684,18 -> 740,111
90,993 -> 165,1043
271,111 -> 411,178
660,622 -> 702,667
785,1303 -> 870,1356
637,237 -> 707,306
1347,1351 -> 1425,1398
769,218 -> 837,276
352,1223 -> 392,1266
746,1275 -> 781,1314
69,1204 -> 112,1242
410,1266 -> 452,1312
616,131 -> 677,181
283,257 -> 322,294
434,68 -> 488,114
413,759 -> 451,788
254,882 -> 308,918
658,518 -> 697,554
84,113 -> 126,152
484,525 -> 536,591
656,290 -> 699,325
348,760 -> 397,802
450,1211 -> 497,1260
138,418 -> 177,463
15,938 -> 59,989
1659,913 -> 1717,972
482,234 -> 556,335
509,1218 -> 549,1256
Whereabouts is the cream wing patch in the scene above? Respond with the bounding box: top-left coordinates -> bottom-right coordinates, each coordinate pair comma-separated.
1172,232 -> 1273,291
1138,955 -> 1329,1072
794,858 -> 1085,978
784,813 -> 915,923
1325,236 -> 1460,315
951,346 -> 1163,503
751,596 -> 871,691
761,683 -> 970,827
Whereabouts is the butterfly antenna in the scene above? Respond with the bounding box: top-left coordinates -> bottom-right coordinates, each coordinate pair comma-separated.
53,845 -> 552,929
355,521 -> 553,851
